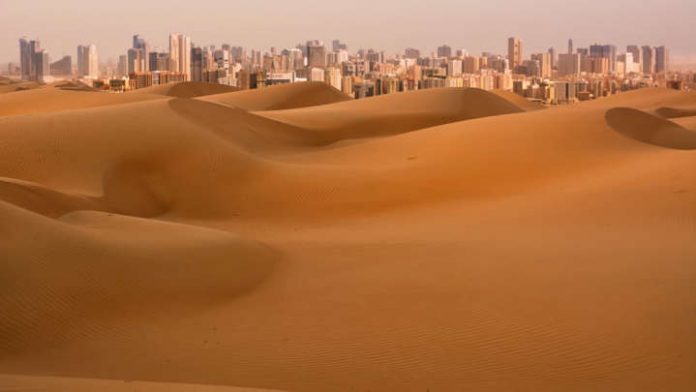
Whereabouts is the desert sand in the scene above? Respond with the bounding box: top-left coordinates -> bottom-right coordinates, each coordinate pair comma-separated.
1,81 -> 695,391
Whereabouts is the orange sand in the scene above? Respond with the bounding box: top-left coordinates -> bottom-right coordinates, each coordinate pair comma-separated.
1,83 -> 695,391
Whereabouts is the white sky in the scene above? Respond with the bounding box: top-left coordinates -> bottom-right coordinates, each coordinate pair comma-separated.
1,0 -> 694,63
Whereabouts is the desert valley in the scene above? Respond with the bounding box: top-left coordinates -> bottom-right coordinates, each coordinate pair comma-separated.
1,78 -> 696,391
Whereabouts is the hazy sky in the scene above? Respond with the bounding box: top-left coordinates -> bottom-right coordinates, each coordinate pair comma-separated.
2,0 -> 695,63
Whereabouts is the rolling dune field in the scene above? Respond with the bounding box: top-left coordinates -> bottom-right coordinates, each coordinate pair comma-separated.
1,82 -> 695,391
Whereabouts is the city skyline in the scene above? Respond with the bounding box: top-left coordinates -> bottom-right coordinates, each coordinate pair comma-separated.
2,0 -> 695,65
12,30 -> 684,106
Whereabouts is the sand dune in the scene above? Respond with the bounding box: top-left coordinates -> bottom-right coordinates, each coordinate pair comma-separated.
0,86 -> 166,116
1,83 -> 695,391
672,115 -> 696,130
0,200 -> 275,352
655,105 -> 696,119
255,87 -> 528,143
606,107 -> 696,149
199,81 -> 351,110
0,79 -> 41,93
0,374 -> 286,392
130,81 -> 239,98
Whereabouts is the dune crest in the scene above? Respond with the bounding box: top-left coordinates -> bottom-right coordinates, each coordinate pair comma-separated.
0,201 -> 276,351
606,107 -> 696,150
129,81 -> 239,98
199,81 -> 351,111
256,87 -> 527,143
655,106 -> 696,119
1,83 -> 696,391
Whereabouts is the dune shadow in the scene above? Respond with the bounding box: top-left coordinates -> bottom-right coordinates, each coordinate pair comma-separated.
605,107 -> 696,150
655,106 -> 696,119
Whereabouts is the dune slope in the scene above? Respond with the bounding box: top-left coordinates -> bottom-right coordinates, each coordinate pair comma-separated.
199,81 -> 351,110
255,87 -> 528,143
606,107 -> 696,149
129,81 -> 240,98
0,83 -> 695,392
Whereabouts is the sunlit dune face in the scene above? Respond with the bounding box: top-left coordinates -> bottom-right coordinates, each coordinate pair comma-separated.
1,83 -> 695,392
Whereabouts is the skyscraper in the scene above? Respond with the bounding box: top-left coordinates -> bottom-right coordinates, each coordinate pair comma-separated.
19,38 -> 33,80
655,46 -> 669,73
437,45 -> 452,58
532,52 -> 552,78
190,47 -> 204,82
548,47 -> 556,70
447,59 -> 462,77
169,33 -> 191,80
307,40 -> 326,68
626,45 -> 642,67
149,52 -> 170,72
127,48 -> 146,74
117,55 -> 128,77
508,37 -> 523,68
404,48 -> 420,59
132,34 -> 150,72
19,38 -> 49,82
463,56 -> 480,74
77,44 -> 98,79
558,53 -> 581,77
589,44 -> 617,73
568,39 -> 573,54
35,51 -> 50,82
331,40 -> 347,52
641,45 -> 655,74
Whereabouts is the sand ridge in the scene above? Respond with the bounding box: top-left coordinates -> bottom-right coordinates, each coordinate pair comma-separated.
0,82 -> 695,391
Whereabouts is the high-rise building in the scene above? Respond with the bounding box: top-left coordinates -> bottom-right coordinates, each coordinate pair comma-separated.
437,45 -> 452,58
508,37 -> 523,67
558,53 -> 581,77
589,44 -> 617,73
655,46 -> 669,73
463,56 -> 480,74
447,59 -> 462,76
148,52 -> 170,72
568,39 -> 573,54
532,53 -> 552,78
341,75 -> 353,96
641,45 -> 655,74
127,48 -> 146,74
19,38 -> 47,81
77,44 -> 98,79
307,40 -> 326,68
626,45 -> 641,66
324,66 -> 342,90
617,53 -> 637,75
309,67 -> 325,82
35,51 -> 50,82
169,33 -> 191,80
190,47 -> 204,82
117,55 -> 128,77
89,45 -> 99,78
132,34 -> 150,72
404,48 -> 420,59
582,56 -> 609,74
548,47 -> 556,70
331,40 -> 347,52
230,46 -> 244,63
19,38 -> 33,80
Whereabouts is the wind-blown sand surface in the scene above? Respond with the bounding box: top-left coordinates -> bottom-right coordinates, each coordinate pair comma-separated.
1,82 -> 695,391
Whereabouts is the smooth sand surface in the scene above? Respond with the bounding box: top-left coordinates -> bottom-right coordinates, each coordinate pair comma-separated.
0,374 -> 286,391
199,81 -> 351,110
1,82 -> 695,391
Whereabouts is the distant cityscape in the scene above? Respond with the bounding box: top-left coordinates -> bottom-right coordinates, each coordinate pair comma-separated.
8,34 -> 696,104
